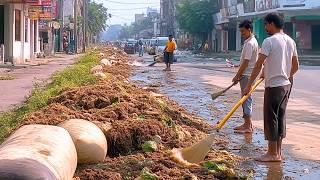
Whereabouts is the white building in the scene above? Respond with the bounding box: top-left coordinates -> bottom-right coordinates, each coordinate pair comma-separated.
0,2 -> 40,64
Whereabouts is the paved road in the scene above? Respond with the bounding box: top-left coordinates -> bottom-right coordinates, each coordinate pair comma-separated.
0,54 -> 79,112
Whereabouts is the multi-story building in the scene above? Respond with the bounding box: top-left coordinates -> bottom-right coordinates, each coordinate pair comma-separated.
59,0 -> 85,53
160,0 -> 168,36
0,0 -> 40,64
146,8 -> 160,37
160,0 -> 181,37
135,13 -> 145,23
147,7 -> 158,18
213,0 -> 320,52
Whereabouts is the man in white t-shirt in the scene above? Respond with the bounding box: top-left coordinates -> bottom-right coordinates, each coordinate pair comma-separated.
232,20 -> 259,134
243,13 -> 299,162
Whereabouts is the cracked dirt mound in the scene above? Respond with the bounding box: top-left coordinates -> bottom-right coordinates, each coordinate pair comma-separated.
20,46 -> 244,179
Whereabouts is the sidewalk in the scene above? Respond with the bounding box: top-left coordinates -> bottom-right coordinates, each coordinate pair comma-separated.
0,54 -> 80,112
204,51 -> 320,66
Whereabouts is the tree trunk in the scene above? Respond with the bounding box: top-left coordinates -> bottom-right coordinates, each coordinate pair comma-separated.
199,32 -> 207,50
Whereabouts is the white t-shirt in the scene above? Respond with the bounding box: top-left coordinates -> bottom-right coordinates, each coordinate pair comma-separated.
240,35 -> 259,76
260,33 -> 298,88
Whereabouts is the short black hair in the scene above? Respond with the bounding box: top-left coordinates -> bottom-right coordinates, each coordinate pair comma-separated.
168,35 -> 173,38
239,20 -> 253,31
264,13 -> 284,29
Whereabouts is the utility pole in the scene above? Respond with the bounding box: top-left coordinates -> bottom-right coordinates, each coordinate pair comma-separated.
59,0 -> 64,52
74,0 -> 78,53
85,0 -> 89,46
82,0 -> 86,53
169,0 -> 175,37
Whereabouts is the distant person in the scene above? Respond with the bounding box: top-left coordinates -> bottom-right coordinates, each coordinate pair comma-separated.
69,39 -> 75,54
172,38 -> 177,50
232,20 -> 259,134
172,38 -> 178,62
204,41 -> 209,52
163,35 -> 176,71
138,39 -> 144,57
243,13 -> 299,162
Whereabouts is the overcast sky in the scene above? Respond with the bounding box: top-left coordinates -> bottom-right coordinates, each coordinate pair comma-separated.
97,0 -> 160,25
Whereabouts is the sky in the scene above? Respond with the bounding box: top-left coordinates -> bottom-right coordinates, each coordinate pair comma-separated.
97,0 -> 160,25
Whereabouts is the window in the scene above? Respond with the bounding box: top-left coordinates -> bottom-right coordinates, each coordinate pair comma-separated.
25,17 -> 28,42
15,10 -> 21,41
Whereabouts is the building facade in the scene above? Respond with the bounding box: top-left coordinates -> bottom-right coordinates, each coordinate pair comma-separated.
213,0 -> 320,52
160,0 -> 181,37
135,13 -> 145,23
147,7 -> 158,19
0,2 -> 40,64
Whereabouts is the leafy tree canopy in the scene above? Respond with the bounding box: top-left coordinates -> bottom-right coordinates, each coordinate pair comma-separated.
88,1 -> 111,35
119,16 -> 154,40
176,0 -> 214,37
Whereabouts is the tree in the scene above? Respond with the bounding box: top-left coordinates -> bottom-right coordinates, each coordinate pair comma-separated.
176,0 -> 214,43
132,16 -> 154,35
87,1 -> 111,42
119,24 -> 134,40
119,16 -> 155,40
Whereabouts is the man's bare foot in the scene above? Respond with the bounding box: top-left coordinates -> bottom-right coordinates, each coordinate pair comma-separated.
234,127 -> 253,134
279,153 -> 284,160
254,154 -> 282,162
167,68 -> 171,71
163,68 -> 168,71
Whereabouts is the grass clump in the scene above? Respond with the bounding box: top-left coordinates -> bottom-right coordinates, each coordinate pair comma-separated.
0,75 -> 15,80
0,54 -> 99,142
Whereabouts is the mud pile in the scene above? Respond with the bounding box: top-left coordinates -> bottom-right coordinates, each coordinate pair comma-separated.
21,46 -> 244,179
75,150 -> 241,180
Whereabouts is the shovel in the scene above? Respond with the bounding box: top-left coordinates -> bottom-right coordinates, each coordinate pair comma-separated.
148,61 -> 157,67
148,52 -> 166,67
211,77 -> 244,100
171,78 -> 264,166
148,54 -> 161,67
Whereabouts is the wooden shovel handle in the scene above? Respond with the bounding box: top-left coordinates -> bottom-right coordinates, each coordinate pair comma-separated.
215,76 -> 242,95
223,76 -> 244,93
215,78 -> 264,130
223,83 -> 236,93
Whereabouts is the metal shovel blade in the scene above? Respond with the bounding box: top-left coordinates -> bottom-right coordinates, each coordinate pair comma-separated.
148,61 -> 157,66
170,134 -> 216,166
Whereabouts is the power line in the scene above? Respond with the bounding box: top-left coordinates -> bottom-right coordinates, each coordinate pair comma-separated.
108,6 -> 159,11
111,14 -> 132,21
102,0 -> 159,5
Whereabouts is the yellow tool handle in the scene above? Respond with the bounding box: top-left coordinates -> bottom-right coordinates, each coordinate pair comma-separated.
215,78 -> 264,130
